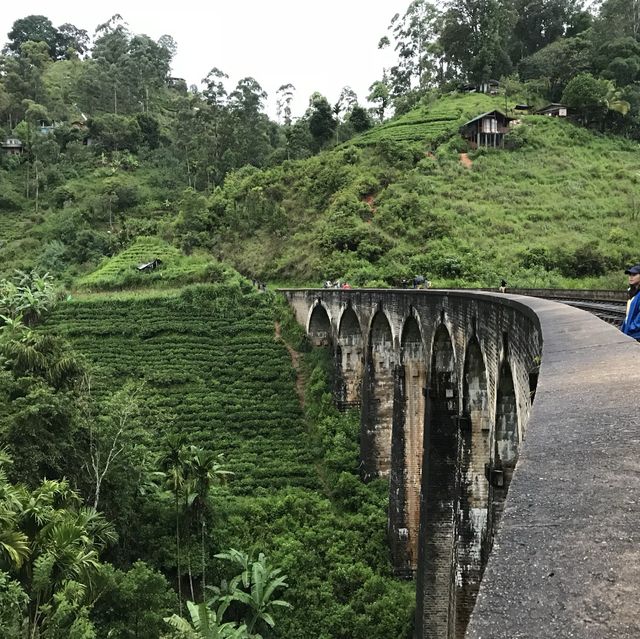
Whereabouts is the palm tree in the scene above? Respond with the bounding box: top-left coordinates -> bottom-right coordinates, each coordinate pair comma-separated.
160,434 -> 187,613
215,550 -> 292,636
0,459 -> 116,638
0,451 -> 30,570
165,600 -> 249,639
184,446 -> 232,598
0,322 -> 83,388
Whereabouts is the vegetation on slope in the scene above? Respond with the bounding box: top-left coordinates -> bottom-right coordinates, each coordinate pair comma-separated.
185,92 -> 640,288
76,236 -> 224,290
0,270 -> 414,637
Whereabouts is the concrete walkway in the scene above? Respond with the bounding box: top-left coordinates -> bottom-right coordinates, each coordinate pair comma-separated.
466,295 -> 640,638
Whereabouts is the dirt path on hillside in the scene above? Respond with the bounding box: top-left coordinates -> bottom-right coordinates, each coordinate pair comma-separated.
459,152 -> 473,168
274,321 -> 305,408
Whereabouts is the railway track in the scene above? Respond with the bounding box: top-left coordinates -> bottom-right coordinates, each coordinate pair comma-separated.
507,289 -> 627,326
553,299 -> 626,325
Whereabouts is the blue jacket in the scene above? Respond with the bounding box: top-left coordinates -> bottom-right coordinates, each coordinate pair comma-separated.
622,292 -> 640,339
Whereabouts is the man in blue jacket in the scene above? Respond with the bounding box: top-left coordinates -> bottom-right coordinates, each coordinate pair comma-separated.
621,264 -> 640,339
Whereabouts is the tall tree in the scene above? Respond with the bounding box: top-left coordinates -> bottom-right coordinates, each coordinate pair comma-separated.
229,77 -> 272,168
439,0 -> 514,83
5,15 -> 59,58
593,37 -> 640,87
561,72 -> 630,127
84,382 -> 143,510
379,0 -> 442,95
1,40 -> 52,118
367,77 -> 391,122
348,104 -> 373,132
276,83 -> 296,126
596,0 -> 640,41
508,0 -> 590,63
333,86 -> 358,142
183,446 -> 230,598
90,15 -> 131,114
126,34 -> 173,112
55,23 -> 90,59
518,34 -> 593,100
160,435 -> 186,614
307,92 -> 337,150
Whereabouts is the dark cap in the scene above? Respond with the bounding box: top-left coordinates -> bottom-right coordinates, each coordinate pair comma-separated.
625,264 -> 640,274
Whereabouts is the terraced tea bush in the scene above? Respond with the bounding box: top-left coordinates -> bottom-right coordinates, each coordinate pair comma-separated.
77,236 -> 227,290
46,278 -> 415,638
50,283 -> 313,493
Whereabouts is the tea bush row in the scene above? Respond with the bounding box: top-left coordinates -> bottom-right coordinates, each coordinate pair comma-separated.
77,236 -> 228,290
49,284 -> 315,493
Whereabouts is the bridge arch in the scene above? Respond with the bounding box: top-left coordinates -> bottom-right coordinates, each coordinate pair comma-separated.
390,312 -> 427,577
335,305 -> 364,410
417,323 -> 459,639
360,309 -> 395,480
491,358 -> 519,533
307,302 -> 332,346
456,335 -> 491,637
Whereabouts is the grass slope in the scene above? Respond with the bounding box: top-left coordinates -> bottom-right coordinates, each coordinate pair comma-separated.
48,279 -> 415,638
77,236 -> 222,290
212,92 -> 640,288
355,92 -> 499,146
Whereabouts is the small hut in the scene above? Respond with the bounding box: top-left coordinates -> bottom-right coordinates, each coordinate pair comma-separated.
137,258 -> 163,272
38,120 -> 58,135
460,80 -> 501,94
459,110 -> 515,148
479,79 -> 500,95
1,137 -> 23,155
535,103 -> 568,117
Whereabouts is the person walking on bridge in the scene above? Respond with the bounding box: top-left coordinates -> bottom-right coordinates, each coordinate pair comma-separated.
621,264 -> 640,340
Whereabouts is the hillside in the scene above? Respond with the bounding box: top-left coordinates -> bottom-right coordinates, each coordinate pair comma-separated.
2,92 -> 638,290
42,274 -> 415,637
204,92 -> 640,289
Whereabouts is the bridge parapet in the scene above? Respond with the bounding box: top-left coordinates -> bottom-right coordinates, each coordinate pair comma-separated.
280,288 -> 640,639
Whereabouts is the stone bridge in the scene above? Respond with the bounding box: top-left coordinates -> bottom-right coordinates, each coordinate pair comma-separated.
280,288 -> 640,639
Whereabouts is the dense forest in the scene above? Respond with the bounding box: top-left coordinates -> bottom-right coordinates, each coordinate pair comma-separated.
1,0 -> 640,637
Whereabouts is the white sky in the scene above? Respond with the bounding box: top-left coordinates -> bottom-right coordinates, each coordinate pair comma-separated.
1,1 -> 410,119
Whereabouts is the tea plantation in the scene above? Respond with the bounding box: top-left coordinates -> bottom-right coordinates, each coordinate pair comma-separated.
355,92 -> 498,146
45,277 -> 415,638
77,236 -> 223,290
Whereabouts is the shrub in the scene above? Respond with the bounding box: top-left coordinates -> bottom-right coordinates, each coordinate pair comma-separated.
557,242 -> 613,277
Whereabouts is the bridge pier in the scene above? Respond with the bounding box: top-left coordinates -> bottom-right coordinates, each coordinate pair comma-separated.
490,360 -> 519,535
360,310 -> 395,480
416,324 -> 460,638
389,315 -> 427,578
455,337 -> 491,637
283,289 -> 543,639
335,306 -> 364,410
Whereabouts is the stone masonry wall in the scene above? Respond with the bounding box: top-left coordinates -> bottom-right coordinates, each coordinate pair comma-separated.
282,289 -> 542,638
284,288 -> 640,638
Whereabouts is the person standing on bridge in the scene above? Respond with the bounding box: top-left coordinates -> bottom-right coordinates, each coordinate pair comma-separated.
621,264 -> 640,340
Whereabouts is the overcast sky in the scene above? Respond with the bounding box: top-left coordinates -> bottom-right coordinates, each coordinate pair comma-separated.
1,1 -> 411,119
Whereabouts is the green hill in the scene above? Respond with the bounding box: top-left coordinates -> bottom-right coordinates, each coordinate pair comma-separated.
76,236 -> 223,290
200,92 -> 640,289
2,92 -> 637,290
45,279 -> 414,638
